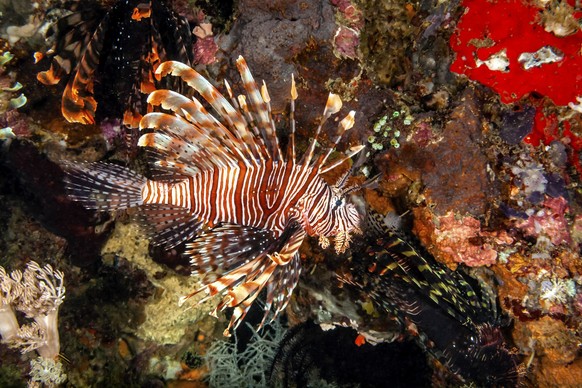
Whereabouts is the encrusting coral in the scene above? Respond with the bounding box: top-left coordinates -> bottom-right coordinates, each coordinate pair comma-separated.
0,261 -> 66,386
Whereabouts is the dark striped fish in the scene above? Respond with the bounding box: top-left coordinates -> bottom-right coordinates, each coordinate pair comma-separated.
65,57 -> 364,335
36,0 -> 192,126
341,217 -> 524,386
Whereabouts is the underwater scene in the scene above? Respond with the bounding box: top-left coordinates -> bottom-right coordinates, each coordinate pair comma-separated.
0,0 -> 581,386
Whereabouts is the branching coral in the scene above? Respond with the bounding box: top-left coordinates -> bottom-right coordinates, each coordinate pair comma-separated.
204,320 -> 286,387
0,261 -> 66,386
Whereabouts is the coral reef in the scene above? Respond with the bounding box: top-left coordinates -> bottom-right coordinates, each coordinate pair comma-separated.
341,229 -> 523,385
450,0 -> 582,106
358,0 -> 419,86
413,209 -> 513,269
100,221 -> 213,345
204,320 -> 286,387
0,261 -> 66,386
0,0 -> 581,385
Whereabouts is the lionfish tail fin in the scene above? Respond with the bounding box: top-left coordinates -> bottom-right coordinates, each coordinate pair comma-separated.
63,162 -> 146,210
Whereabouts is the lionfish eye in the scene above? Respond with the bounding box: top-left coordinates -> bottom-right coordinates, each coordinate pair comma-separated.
334,198 -> 344,208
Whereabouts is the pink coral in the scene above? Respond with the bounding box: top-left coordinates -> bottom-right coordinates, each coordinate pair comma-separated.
331,0 -> 364,29
516,196 -> 571,245
333,26 -> 359,59
433,212 -> 502,267
331,0 -> 363,59
414,209 -> 512,268
193,23 -> 218,65
99,118 -> 123,150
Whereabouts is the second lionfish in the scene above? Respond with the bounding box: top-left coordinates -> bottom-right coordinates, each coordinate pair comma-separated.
36,0 -> 193,126
65,57 -> 363,334
340,216 -> 523,386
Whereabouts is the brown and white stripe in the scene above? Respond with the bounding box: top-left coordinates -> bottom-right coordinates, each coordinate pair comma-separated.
65,55 -> 363,335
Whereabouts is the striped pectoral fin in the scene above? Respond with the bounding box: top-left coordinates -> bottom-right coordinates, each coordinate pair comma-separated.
259,252 -> 302,328
137,204 -> 202,248
194,254 -> 268,303
219,228 -> 305,334
186,224 -> 279,274
180,224 -> 281,315
268,225 -> 306,266
182,223 -> 306,335
220,260 -> 278,335
221,260 -> 300,338
243,226 -> 306,331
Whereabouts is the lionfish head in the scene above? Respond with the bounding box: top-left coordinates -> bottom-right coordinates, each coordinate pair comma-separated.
317,174 -> 362,254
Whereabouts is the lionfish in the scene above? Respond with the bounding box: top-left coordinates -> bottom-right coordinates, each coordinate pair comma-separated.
65,56 -> 364,334
36,0 -> 192,126
341,218 -> 524,386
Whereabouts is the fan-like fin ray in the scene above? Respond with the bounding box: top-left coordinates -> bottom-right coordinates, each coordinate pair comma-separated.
235,56 -> 283,161
144,90 -> 252,162
186,224 -> 278,274
259,253 -> 301,328
182,223 -> 305,334
63,162 -> 145,210
155,61 -> 265,160
138,125 -> 239,173
137,204 -> 202,248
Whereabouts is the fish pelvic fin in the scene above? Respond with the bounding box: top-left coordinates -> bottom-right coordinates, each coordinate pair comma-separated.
182,222 -> 305,335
